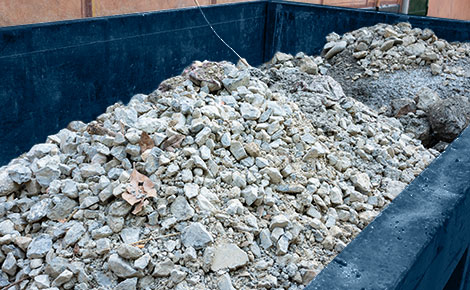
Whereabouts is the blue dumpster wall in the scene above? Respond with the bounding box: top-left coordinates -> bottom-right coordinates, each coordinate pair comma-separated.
2,1 -> 469,166
265,0 -> 470,61
1,1 -> 470,289
0,2 -> 267,165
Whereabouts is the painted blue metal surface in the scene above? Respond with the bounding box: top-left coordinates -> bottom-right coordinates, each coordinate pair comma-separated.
0,2 -> 267,165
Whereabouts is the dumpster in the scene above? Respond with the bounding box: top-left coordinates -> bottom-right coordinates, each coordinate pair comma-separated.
1,1 -> 470,289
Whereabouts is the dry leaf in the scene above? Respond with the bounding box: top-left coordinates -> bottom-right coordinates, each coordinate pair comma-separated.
123,166 -> 157,214
121,191 -> 141,206
86,122 -> 116,137
132,199 -> 149,215
139,132 -> 155,153
73,244 -> 80,256
161,134 -> 185,152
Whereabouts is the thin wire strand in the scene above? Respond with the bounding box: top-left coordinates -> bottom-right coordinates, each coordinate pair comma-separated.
192,0 -> 249,66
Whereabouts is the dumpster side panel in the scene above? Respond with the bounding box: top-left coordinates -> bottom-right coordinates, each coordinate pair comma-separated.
266,1 -> 470,60
0,2 -> 267,165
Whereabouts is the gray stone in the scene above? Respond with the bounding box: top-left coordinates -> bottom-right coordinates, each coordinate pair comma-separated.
91,226 -> 113,239
240,103 -> 261,120
120,228 -> 141,244
261,167 -> 283,184
351,173 -> 372,193
117,244 -> 144,260
170,269 -> 187,283
405,42 -> 426,56
134,253 -> 151,270
80,196 -> 99,209
47,197 -> 77,221
383,179 -> 406,200
34,156 -> 61,187
1,252 -> 17,276
272,52 -> 293,63
27,143 -> 58,159
108,254 -> 137,278
299,57 -> 318,75
107,215 -> 125,233
14,236 -> 32,251
324,41 -> 347,59
181,222 -> 213,249
259,229 -> 273,249
430,63 -> 442,75
415,87 -> 440,112
115,278 -> 138,290
230,141 -> 248,161
211,244 -> 248,271
96,238 -> 111,255
0,220 -> 15,235
195,127 -> 212,146
270,215 -> 289,229
390,98 -> 416,117
44,257 -> 68,278
27,234 -> 52,258
184,183 -> 199,199
276,235 -> 290,255
276,184 -> 305,194
380,39 -> 395,51
34,274 -> 51,288
64,223 -> 86,246
81,164 -> 105,178
152,259 -> 174,277
222,71 -> 250,92
428,95 -> 470,142
62,179 -> 78,198
170,196 -> 195,221
8,164 -> 32,184
27,198 -> 51,223
0,169 -> 19,196
329,187 -> 344,205
303,143 -> 329,160
241,186 -> 258,206
218,273 -> 236,290
52,270 -> 74,287
221,133 -> 232,148
109,200 -> 133,217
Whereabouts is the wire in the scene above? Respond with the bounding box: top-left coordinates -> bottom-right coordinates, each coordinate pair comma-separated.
192,0 -> 250,67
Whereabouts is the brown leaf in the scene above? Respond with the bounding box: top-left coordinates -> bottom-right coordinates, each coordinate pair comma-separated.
132,199 -> 149,215
73,244 -> 80,256
139,132 -> 155,153
86,122 -> 116,137
121,191 -> 141,206
161,134 -> 185,152
123,167 -> 157,214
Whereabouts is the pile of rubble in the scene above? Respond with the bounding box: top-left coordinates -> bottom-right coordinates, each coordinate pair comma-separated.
287,22 -> 470,150
321,22 -> 470,79
0,55 -> 439,289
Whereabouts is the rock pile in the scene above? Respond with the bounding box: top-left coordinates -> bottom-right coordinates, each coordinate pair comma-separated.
285,22 -> 470,150
0,56 -> 437,289
321,22 -> 470,79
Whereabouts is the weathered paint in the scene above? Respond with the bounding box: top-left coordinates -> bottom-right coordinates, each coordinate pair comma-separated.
0,0 -> 404,27
0,0 -> 82,27
428,0 -> 470,20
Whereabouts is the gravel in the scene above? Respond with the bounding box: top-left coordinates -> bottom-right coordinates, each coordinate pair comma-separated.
0,22 -> 467,289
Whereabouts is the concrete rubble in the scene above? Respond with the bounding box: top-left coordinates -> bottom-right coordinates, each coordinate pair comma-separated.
2,22 -> 469,290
